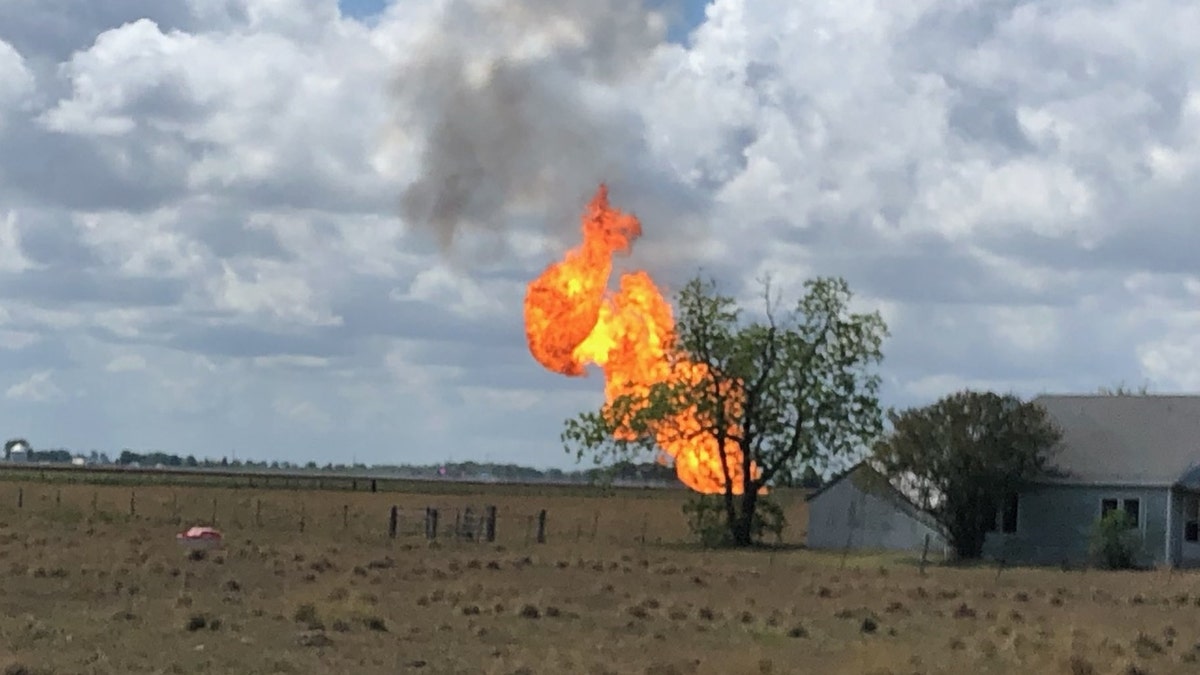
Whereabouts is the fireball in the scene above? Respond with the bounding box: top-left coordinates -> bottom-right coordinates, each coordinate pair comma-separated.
523,185 -> 759,494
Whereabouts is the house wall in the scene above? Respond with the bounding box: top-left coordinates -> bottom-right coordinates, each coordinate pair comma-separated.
807,472 -> 947,554
982,484 -> 1169,567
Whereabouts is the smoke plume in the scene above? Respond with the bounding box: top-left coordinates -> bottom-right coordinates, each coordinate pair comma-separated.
392,0 -> 704,254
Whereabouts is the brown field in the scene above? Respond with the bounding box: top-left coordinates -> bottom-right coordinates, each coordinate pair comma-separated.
0,481 -> 1197,674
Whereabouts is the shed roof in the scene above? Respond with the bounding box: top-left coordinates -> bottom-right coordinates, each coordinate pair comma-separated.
1035,394 -> 1200,486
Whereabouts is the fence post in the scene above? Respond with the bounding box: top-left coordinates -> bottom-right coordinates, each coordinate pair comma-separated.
17,487 -> 22,509
130,490 -> 136,517
56,489 -> 61,507
371,479 -> 377,493
431,508 -> 439,540
389,505 -> 398,539
211,498 -> 218,526
343,504 -> 349,530
454,509 -> 462,539
485,506 -> 497,543
591,512 -> 599,541
352,479 -> 357,492
299,504 -> 306,533
255,499 -> 262,527
536,509 -> 547,544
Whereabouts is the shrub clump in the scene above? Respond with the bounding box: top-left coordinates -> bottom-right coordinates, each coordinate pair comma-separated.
1089,510 -> 1142,570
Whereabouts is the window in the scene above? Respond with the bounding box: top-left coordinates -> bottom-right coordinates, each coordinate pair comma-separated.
1101,497 -> 1139,529
1185,497 -> 1199,543
984,499 -> 998,532
1123,499 -> 1140,527
1001,493 -> 1019,533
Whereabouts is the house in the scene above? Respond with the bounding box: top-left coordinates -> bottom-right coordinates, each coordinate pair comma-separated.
7,441 -> 29,463
981,394 -> 1200,569
808,394 -> 1200,568
806,462 -> 950,556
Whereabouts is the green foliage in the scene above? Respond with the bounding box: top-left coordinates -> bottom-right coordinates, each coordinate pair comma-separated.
872,390 -> 1062,559
682,494 -> 786,547
1089,510 -> 1141,570
564,273 -> 886,546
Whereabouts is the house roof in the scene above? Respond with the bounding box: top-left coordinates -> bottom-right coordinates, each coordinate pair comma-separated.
1035,394 -> 1200,486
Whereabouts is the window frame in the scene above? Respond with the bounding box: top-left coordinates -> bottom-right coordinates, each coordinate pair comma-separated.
1100,496 -> 1140,530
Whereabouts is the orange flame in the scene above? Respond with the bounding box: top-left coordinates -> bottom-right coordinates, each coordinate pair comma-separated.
524,185 -> 760,494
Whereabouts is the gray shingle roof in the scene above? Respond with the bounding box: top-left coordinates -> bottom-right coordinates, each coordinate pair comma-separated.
1035,394 -> 1200,486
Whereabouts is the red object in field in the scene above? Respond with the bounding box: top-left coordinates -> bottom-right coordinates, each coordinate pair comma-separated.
176,526 -> 223,550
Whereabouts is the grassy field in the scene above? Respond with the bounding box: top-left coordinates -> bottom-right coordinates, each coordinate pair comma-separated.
0,480 -> 1197,674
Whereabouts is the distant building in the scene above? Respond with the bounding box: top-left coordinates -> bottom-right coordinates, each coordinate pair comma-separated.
5,439 -> 30,462
71,456 -> 86,466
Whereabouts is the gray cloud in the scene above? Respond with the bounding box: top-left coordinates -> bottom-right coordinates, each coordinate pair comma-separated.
392,0 -> 709,255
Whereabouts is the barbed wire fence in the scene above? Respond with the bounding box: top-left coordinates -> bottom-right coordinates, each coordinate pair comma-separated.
0,482 -> 682,548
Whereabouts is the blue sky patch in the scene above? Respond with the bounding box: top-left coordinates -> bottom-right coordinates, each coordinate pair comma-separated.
336,0 -> 710,44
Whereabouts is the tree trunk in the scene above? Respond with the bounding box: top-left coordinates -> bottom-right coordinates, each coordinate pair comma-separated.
728,490 -> 759,547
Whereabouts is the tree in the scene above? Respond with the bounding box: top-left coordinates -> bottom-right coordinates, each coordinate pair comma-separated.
872,391 -> 1062,559
1097,381 -> 1152,396
4,438 -> 28,460
563,275 -> 887,547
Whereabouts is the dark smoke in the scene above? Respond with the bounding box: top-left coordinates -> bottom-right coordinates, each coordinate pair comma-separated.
392,0 -> 708,255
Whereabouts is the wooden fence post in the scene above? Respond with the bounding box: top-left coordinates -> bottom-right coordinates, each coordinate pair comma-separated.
389,506 -> 398,539
56,489 -> 61,507
485,506 -> 497,543
536,509 -> 547,544
343,504 -> 349,530
130,490 -> 136,517
431,508 -> 439,540
17,487 -> 22,509
370,479 -> 377,494
591,512 -> 599,541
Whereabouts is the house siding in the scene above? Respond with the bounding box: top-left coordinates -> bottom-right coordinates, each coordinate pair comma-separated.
807,470 -> 948,554
982,484 -> 1170,567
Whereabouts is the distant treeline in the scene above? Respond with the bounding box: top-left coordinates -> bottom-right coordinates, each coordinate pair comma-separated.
6,441 -> 824,488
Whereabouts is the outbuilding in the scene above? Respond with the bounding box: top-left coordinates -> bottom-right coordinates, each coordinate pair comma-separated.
805,462 -> 949,556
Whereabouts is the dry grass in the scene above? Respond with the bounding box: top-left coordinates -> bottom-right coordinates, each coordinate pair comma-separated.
0,482 -> 1197,674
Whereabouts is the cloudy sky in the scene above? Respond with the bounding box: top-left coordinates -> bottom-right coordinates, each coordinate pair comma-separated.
0,0 -> 1197,468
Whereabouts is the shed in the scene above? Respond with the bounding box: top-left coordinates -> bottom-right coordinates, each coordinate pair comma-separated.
806,462 -> 949,555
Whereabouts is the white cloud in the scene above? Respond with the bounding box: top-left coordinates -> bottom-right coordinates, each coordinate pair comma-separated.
6,371 -> 63,402
0,39 -> 34,129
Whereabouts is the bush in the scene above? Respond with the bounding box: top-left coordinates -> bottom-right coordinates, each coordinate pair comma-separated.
1089,510 -> 1141,569
682,495 -> 787,547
